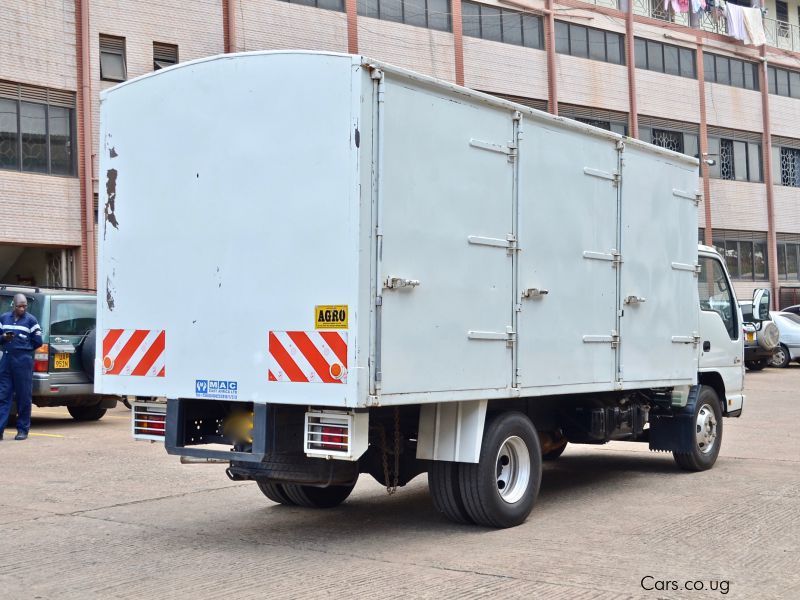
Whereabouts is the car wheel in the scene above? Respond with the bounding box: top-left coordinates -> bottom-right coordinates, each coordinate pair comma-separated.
458,412 -> 542,528
769,344 -> 791,369
281,482 -> 356,508
67,404 -> 107,421
256,480 -> 296,506
745,360 -> 767,371
673,386 -> 723,472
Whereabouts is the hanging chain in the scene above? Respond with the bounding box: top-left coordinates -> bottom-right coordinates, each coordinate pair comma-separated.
390,406 -> 400,494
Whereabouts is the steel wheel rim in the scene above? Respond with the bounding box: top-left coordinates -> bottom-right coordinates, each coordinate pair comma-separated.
495,436 -> 530,504
695,404 -> 718,455
771,347 -> 787,367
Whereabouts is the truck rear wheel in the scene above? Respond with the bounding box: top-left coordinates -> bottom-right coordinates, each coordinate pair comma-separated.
428,460 -> 473,524
458,412 -> 542,528
673,386 -> 723,472
256,481 -> 296,506
281,482 -> 356,508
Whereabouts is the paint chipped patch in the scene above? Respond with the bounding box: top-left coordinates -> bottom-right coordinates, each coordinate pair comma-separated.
104,168 -> 119,237
106,277 -> 116,312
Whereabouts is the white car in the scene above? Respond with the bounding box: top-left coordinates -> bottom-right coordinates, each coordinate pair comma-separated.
768,312 -> 800,368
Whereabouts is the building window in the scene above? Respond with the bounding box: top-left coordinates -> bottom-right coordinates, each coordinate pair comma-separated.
634,38 -> 695,78
100,35 -> 127,82
358,0 -> 451,31
555,21 -> 624,65
0,82 -> 76,176
462,2 -> 543,49
640,123 -> 698,158
712,230 -> 769,281
708,136 -> 762,182
777,240 -> 800,281
780,147 -> 800,187
574,118 -> 627,135
768,66 -> 800,99
153,43 -> 178,70
651,129 -> 684,153
703,52 -> 759,91
278,0 -> 345,11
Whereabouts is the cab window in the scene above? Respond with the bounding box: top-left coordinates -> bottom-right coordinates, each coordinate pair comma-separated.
698,256 -> 738,340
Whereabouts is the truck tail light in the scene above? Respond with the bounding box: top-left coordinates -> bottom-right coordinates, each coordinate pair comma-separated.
320,425 -> 349,451
304,410 -> 369,460
132,402 -> 168,441
34,344 -> 49,372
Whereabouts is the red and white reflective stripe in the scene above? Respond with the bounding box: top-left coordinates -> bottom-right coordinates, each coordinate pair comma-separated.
269,331 -> 347,384
102,329 -> 166,377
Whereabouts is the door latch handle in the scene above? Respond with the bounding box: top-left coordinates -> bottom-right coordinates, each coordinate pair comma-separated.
384,276 -> 420,290
521,288 -> 549,299
624,295 -> 647,305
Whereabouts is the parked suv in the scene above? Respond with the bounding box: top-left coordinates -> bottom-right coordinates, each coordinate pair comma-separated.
0,285 -> 116,420
739,300 -> 780,371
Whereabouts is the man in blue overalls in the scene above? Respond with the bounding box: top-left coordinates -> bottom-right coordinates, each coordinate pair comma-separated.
0,294 -> 43,440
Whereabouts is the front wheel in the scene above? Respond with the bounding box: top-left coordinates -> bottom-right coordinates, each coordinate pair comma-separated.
673,386 -> 723,472
67,404 -> 107,421
769,344 -> 791,368
458,412 -> 542,528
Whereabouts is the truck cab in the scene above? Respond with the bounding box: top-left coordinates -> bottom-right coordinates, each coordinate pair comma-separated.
697,244 -> 770,418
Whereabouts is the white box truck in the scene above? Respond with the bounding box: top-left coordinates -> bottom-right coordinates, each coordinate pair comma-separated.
96,51 -> 770,528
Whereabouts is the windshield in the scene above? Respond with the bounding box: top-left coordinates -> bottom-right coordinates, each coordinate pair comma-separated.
49,300 -> 95,336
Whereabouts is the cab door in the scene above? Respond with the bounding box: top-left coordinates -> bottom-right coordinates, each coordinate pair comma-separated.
697,254 -> 743,411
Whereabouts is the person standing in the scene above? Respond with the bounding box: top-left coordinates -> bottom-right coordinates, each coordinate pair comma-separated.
0,293 -> 43,441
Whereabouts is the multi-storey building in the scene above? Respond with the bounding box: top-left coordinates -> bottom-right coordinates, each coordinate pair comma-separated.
2,0 -> 799,305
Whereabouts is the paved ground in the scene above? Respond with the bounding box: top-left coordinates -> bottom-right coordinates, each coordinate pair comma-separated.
0,368 -> 797,600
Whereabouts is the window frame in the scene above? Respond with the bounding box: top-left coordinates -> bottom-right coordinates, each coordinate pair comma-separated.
0,90 -> 76,177
358,0 -> 452,32
99,35 -> 127,82
554,20 -> 625,65
704,51 -> 759,91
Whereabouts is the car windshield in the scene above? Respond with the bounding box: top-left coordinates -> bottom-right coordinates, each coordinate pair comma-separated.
50,300 -> 95,336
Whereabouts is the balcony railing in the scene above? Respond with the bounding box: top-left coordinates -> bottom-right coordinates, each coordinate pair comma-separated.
764,16 -> 800,52
585,0 -> 800,53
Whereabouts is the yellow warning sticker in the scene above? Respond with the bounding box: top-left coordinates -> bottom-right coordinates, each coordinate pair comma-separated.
315,305 -> 349,329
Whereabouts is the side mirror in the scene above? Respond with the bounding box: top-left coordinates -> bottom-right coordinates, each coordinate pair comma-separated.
752,288 -> 771,321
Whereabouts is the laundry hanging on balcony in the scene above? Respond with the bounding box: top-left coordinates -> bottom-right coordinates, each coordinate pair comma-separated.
665,0 -> 692,13
690,0 -> 707,13
725,3 -> 767,45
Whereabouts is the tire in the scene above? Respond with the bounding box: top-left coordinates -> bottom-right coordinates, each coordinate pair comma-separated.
769,344 -> 791,368
67,404 -> 107,421
745,360 -> 767,371
81,328 -> 96,382
281,481 -> 356,508
673,386 -> 723,472
256,480 -> 296,506
542,442 -> 567,461
458,412 -> 542,528
757,322 -> 780,351
428,460 -> 473,524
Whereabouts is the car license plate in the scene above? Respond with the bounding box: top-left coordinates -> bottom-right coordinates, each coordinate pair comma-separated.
54,353 -> 70,369
745,332 -> 755,342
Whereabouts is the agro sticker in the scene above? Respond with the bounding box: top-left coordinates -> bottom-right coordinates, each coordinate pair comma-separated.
315,305 -> 348,329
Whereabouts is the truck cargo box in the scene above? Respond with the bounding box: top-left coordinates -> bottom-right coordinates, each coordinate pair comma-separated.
96,51 -> 701,409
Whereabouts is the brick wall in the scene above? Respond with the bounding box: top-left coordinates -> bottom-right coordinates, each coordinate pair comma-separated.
555,53 -> 629,113
768,94 -> 800,140
0,0 -> 77,91
773,186 -> 800,234
237,1 -> 348,53
359,19 -> 455,81
704,83 -> 764,133
709,179 -> 769,231
463,39 -> 548,100
636,69 -> 700,123
0,172 -> 82,246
